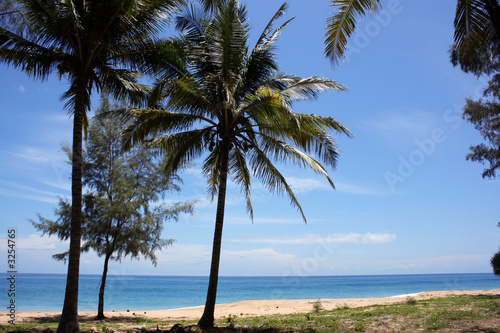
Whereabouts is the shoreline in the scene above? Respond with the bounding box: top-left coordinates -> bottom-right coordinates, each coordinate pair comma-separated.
2,289 -> 499,325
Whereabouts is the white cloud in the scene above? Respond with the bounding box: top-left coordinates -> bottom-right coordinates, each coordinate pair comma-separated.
286,177 -> 331,194
18,84 -> 25,93
370,111 -> 438,135
6,234 -> 69,250
223,248 -> 297,263
366,111 -> 440,146
38,178 -> 71,191
229,233 -> 397,245
157,244 -> 212,265
7,146 -> 66,165
183,166 -> 204,178
0,180 -> 64,203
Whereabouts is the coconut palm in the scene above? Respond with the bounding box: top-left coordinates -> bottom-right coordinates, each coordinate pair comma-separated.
325,0 -> 500,69
0,1 -> 184,331
122,1 -> 351,327
451,0 -> 500,73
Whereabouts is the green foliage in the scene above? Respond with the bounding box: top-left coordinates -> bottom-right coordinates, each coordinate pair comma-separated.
405,297 -> 417,305
31,96 -> 195,318
325,0 -> 381,66
491,249 -> 500,275
312,300 -> 324,313
463,74 -> 500,179
225,314 -> 237,323
424,316 -> 448,330
353,321 -> 366,331
450,0 -> 500,75
32,97 -> 195,265
124,1 -> 351,223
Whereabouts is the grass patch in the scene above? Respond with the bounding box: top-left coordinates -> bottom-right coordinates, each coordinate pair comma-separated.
3,294 -> 500,333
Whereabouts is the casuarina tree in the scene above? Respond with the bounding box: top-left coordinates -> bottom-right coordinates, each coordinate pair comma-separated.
122,1 -> 351,327
31,97 -> 195,319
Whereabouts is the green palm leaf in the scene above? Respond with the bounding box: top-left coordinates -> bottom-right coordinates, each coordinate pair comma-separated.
325,0 -> 381,66
452,0 -> 496,72
229,147 -> 253,219
248,144 -> 307,222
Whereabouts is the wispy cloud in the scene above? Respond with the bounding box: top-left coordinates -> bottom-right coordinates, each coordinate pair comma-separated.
157,244 -> 211,265
366,111 -> 439,142
223,248 -> 297,263
286,177 -> 331,194
38,178 -> 71,191
0,180 -> 63,203
0,234 -> 69,250
4,146 -> 66,165
229,233 -> 397,245
17,84 -> 25,93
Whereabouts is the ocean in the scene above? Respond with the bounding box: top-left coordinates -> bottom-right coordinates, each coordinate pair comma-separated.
2,273 -> 499,312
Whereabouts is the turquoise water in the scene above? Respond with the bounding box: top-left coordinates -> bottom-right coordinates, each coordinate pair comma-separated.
1,273 -> 499,312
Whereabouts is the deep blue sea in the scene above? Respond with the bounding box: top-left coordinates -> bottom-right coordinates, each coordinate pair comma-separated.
1,273 -> 499,312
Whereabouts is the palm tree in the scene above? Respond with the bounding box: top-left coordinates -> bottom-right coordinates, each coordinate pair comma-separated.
0,1 -> 183,331
122,1 -> 351,327
324,0 -> 500,69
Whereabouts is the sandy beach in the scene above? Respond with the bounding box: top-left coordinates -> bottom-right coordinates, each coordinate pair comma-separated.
2,289 -> 499,325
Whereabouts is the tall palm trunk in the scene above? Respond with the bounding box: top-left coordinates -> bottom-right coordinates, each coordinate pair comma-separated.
96,251 -> 112,319
198,139 -> 230,328
57,83 -> 86,333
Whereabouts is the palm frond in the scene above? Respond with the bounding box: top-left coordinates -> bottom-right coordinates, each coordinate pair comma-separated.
164,75 -> 215,117
203,146 -> 222,200
121,109 -> 212,150
0,27 -> 60,79
99,68 -> 150,107
325,0 -> 381,66
228,147 -> 253,220
149,129 -> 212,177
453,0 -> 495,71
175,3 -> 206,40
241,4 -> 293,98
275,75 -> 347,103
198,0 -> 226,13
239,89 -> 292,123
123,38 -> 187,81
256,133 -> 335,187
254,2 -> 291,49
295,113 -> 352,138
210,0 -> 249,93
248,145 -> 306,222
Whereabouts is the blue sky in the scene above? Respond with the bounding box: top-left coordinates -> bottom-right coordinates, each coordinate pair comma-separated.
1,0 -> 499,278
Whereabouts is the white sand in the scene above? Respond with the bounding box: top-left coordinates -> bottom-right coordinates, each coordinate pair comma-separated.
2,289 -> 498,324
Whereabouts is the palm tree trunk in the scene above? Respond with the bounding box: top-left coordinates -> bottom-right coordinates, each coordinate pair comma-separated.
198,139 -> 230,328
96,251 -> 112,319
57,83 -> 85,333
